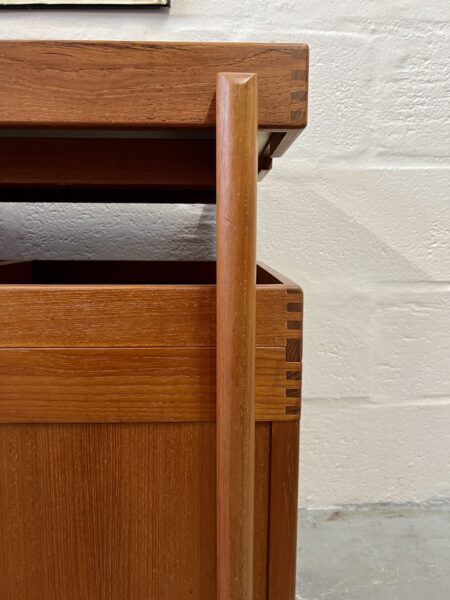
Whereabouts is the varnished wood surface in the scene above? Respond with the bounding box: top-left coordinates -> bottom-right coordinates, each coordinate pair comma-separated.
0,38 -> 306,597
0,260 -> 281,285
0,422 -> 271,600
0,261 -> 33,283
0,41 -> 308,130
0,138 -> 215,189
0,285 -> 290,348
0,347 -> 298,423
268,421 -> 300,600
0,188 -> 217,204
254,425 -> 271,600
216,72 -> 258,600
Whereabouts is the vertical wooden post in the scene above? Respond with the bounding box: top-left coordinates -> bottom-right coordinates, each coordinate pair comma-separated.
216,72 -> 258,600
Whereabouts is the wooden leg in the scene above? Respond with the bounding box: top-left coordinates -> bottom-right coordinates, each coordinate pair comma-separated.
216,72 -> 258,600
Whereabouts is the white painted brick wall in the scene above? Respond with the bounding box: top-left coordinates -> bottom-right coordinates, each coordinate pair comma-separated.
0,0 -> 449,508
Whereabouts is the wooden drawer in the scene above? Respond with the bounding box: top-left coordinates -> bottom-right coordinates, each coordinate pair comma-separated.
0,260 -> 302,600
0,260 -> 302,423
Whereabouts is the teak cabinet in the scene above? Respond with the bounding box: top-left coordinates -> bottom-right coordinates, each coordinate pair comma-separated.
0,42 -> 308,600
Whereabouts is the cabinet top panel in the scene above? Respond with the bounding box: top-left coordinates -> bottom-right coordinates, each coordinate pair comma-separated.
0,41 -> 308,130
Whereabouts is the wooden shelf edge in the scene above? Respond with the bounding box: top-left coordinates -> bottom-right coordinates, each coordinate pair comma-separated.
0,41 -> 308,130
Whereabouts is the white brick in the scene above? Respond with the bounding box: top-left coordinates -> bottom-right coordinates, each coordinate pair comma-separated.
373,33 -> 450,161
301,290 -> 373,401
373,286 -> 450,400
258,166 -> 450,282
298,32 -> 375,161
255,0 -> 450,33
300,401 -> 450,507
0,0 -> 447,40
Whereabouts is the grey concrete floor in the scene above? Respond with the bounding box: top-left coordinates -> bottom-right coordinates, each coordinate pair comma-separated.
297,504 -> 450,600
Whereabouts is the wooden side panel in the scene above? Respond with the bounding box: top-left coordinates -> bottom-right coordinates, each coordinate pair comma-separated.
0,188 -> 216,204
0,286 -> 287,348
0,422 -> 270,600
268,421 -> 300,600
0,261 -> 33,283
0,138 -> 216,189
0,347 -> 296,423
0,42 -> 308,129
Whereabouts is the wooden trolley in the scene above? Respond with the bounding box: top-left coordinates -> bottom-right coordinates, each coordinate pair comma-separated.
0,41 -> 308,600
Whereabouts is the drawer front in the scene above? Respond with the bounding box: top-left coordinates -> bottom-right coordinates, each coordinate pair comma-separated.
0,347 -> 300,423
0,285 -> 290,348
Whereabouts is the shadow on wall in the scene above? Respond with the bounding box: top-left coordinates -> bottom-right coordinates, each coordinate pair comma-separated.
258,168 -> 435,288
0,203 -> 216,261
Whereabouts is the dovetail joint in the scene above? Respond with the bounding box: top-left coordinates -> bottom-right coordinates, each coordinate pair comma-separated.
285,290 -> 302,418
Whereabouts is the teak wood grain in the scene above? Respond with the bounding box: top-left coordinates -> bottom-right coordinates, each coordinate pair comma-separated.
0,260 -> 33,282
268,421 -> 300,599
0,138 -> 216,189
0,347 -> 298,423
0,38 -> 306,596
0,188 -> 216,204
0,422 -> 271,600
216,72 -> 258,600
0,41 -> 308,130
0,285 -> 290,348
